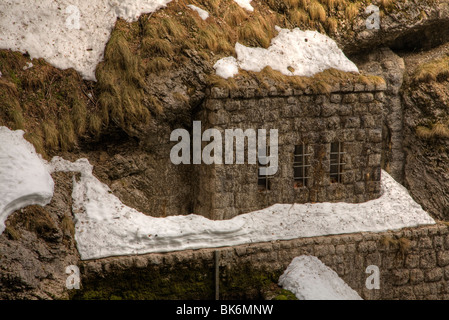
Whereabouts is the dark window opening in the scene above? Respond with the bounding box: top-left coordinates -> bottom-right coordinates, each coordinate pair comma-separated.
330,142 -> 345,183
258,145 -> 274,192
293,144 -> 312,188
258,174 -> 271,191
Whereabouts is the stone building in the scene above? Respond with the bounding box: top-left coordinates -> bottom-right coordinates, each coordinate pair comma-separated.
141,78 -> 387,220
191,80 -> 387,220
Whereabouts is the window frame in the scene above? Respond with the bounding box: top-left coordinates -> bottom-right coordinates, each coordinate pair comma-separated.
293,143 -> 312,188
258,144 -> 274,192
330,142 -> 346,184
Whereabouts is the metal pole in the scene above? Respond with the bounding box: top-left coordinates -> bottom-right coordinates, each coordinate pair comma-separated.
215,250 -> 219,300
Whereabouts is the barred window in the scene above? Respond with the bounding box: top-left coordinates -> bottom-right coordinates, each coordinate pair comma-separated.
293,144 -> 312,188
258,171 -> 273,191
330,142 -> 345,183
258,145 -> 274,191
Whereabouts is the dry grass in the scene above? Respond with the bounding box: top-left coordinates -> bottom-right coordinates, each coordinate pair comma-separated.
146,57 -> 172,74
358,74 -> 386,86
158,17 -> 188,40
61,215 -> 75,237
289,8 -> 310,26
0,0 -> 403,155
381,236 -> 411,257
198,27 -> 220,51
4,225 -> 20,240
238,16 -> 276,48
326,17 -> 338,33
223,2 -> 249,26
207,74 -> 238,90
0,50 -> 94,156
89,113 -> 103,137
173,92 -> 190,104
309,1 -> 327,22
147,95 -> 164,115
7,107 -> 25,130
96,28 -> 152,134
22,205 -> 57,240
25,131 -> 46,155
59,115 -> 76,151
0,79 -> 24,130
212,65 -> 384,96
72,99 -> 87,136
416,122 -> 449,140
345,3 -> 360,20
380,0 -> 394,10
413,55 -> 449,83
42,120 -> 59,149
142,38 -> 174,57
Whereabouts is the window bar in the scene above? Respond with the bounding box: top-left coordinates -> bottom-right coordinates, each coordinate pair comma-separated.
266,144 -> 269,191
293,144 -> 312,187
258,144 -> 273,192
330,142 -> 346,183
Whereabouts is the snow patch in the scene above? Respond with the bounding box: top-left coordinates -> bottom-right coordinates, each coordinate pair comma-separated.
214,56 -> 239,79
49,156 -> 435,260
23,62 -> 33,70
214,27 -> 359,78
0,0 -> 172,81
279,256 -> 363,300
233,0 -> 254,11
0,127 -> 54,235
187,4 -> 209,20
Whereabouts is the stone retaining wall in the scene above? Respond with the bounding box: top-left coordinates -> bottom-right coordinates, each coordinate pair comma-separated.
75,223 -> 448,300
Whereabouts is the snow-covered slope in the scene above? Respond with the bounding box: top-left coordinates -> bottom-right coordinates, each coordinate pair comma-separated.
1,1 -> 356,82
279,256 -> 363,300
0,0 -> 172,81
0,127 -> 54,235
214,27 -> 359,78
48,156 -> 434,260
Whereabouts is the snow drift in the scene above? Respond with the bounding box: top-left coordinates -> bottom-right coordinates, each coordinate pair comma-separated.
48,156 -> 434,260
0,0 -> 172,81
214,27 -> 359,79
0,127 -> 54,235
279,255 -> 363,300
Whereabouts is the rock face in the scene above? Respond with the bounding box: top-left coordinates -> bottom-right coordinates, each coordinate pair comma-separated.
337,0 -> 449,55
0,173 -> 79,299
402,72 -> 449,220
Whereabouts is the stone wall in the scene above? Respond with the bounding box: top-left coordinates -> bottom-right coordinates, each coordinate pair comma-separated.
75,223 -> 448,300
195,83 -> 386,219
354,47 -> 406,183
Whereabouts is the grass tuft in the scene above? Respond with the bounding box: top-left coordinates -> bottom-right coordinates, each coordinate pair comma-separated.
308,1 -> 327,22
416,122 -> 449,140
142,38 -> 174,57
413,56 -> 449,83
146,57 -> 172,74
345,3 -> 360,20
42,120 -> 59,149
